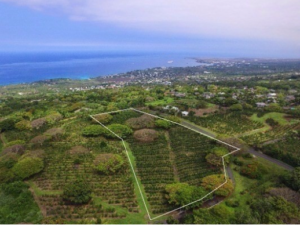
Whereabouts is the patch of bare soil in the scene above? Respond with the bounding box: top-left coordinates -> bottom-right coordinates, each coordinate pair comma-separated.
190,106 -> 218,117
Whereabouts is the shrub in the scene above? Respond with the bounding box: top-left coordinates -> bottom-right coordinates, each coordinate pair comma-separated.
93,154 -> 124,175
12,157 -> 44,180
155,119 -> 172,129
62,179 -> 92,204
133,129 -> 158,142
82,125 -> 108,137
107,124 -> 133,138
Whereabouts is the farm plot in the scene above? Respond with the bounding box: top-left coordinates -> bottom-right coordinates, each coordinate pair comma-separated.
169,126 -> 222,186
241,123 -> 300,145
30,141 -> 139,222
188,112 -> 264,136
94,109 -> 239,219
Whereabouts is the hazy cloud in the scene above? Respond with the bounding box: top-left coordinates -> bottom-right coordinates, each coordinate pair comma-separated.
1,0 -> 300,45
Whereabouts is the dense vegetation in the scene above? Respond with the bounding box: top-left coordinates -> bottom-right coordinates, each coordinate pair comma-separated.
0,72 -> 300,223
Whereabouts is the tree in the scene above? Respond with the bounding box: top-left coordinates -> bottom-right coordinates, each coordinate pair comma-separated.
282,167 -> 300,191
12,157 -> 44,180
0,119 -> 15,132
266,103 -> 282,112
201,174 -> 234,197
230,104 -> 243,111
205,147 -> 229,167
107,124 -> 133,138
196,100 -> 208,109
193,205 -> 233,224
155,119 -> 172,129
166,116 -> 181,123
62,179 -> 92,204
15,120 -> 31,131
165,183 -> 206,206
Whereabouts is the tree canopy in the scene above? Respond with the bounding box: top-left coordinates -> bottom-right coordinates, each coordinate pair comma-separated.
165,183 -> 206,206
62,179 -> 92,204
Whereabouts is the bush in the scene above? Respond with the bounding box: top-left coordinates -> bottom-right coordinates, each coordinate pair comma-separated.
12,157 -> 44,180
82,125 -> 109,137
107,124 -> 133,138
155,119 -> 172,129
62,179 -> 92,204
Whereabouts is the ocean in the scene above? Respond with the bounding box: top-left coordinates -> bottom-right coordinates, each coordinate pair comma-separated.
0,52 -> 199,85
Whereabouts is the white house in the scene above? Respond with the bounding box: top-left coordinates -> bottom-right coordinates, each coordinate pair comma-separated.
182,111 -> 189,117
256,102 -> 267,108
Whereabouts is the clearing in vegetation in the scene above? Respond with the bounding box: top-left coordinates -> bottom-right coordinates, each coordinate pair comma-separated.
90,108 -> 240,220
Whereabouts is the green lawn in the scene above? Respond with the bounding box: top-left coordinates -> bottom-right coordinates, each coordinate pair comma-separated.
145,97 -> 174,106
250,112 -> 289,125
207,103 -> 217,108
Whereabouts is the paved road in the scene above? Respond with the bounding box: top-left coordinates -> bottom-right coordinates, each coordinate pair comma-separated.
247,147 -> 294,171
179,119 -> 294,171
226,166 -> 235,184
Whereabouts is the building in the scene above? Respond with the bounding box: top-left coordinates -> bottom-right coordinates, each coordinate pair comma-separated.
256,102 -> 267,108
181,111 -> 189,117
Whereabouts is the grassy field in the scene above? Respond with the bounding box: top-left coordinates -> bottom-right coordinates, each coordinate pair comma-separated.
250,112 -> 289,125
145,97 -> 174,106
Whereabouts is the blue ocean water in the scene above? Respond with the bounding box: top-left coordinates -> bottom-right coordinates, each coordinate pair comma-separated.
0,52 -> 199,85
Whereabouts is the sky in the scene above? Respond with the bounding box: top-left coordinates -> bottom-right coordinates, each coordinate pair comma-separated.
0,0 -> 300,57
